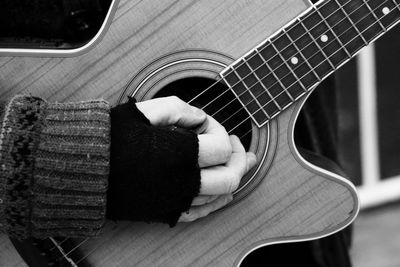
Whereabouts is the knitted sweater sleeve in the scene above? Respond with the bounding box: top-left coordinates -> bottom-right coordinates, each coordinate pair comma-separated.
0,95 -> 202,239
0,95 -> 110,239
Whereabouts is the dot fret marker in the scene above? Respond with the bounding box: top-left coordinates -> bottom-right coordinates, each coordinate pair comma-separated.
382,7 -> 390,15
320,34 -> 328,43
291,57 -> 299,65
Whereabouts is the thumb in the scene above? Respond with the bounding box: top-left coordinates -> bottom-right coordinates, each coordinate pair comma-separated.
136,96 -> 206,127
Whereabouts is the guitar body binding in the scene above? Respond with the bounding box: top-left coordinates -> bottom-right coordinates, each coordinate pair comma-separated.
0,0 -> 362,266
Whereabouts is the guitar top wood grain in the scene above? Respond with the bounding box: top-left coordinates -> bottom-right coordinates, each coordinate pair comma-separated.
0,1 -> 362,266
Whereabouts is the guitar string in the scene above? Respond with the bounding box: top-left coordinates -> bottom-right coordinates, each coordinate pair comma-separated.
50,1 -> 395,261
188,0 -> 382,139
52,0 -> 395,259
75,238 -> 108,264
207,0 -> 391,130
186,0 -> 339,106
198,0 -> 388,140
196,0 -> 391,134
52,0 -> 398,262
49,237 -> 69,251
45,0 -> 343,257
54,221 -> 115,263
225,0 -> 396,135
73,221 -> 120,264
190,0 -> 387,140
56,238 -> 90,262
187,0 -> 360,109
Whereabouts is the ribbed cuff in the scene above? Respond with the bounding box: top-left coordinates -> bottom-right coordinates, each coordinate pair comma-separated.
0,96 -> 110,239
31,100 -> 110,238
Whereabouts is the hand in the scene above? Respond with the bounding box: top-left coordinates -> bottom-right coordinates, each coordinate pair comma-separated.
136,96 -> 257,222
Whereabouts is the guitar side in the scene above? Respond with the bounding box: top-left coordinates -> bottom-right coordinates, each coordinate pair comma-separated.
232,91 -> 359,266
72,96 -> 358,267
0,0 -> 359,266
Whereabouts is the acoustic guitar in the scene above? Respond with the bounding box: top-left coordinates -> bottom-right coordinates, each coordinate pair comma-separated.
1,0 -> 398,265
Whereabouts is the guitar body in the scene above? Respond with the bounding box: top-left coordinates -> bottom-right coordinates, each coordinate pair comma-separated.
0,0 -> 359,266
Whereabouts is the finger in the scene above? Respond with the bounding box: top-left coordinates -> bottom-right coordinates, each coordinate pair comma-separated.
191,195 -> 219,206
136,96 -> 206,127
200,136 -> 257,195
246,152 -> 257,172
178,194 -> 233,222
198,116 -> 231,167
226,136 -> 257,175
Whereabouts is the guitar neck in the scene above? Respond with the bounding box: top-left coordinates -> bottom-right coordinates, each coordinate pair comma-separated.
221,0 -> 400,127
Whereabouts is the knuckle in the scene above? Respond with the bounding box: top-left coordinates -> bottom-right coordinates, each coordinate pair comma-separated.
167,95 -> 180,104
167,96 -> 183,109
166,96 -> 186,121
173,96 -> 186,108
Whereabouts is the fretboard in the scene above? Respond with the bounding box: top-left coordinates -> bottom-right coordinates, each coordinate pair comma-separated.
221,0 -> 400,127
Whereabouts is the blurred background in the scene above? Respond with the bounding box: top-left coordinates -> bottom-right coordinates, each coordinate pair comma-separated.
334,20 -> 400,267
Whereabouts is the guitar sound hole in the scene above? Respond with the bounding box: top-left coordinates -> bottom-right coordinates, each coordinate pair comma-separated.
154,77 -> 252,150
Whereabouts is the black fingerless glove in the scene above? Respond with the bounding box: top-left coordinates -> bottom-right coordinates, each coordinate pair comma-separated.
106,97 -> 201,226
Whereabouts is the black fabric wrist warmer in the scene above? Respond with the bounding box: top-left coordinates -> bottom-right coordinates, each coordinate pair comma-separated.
107,97 -> 201,226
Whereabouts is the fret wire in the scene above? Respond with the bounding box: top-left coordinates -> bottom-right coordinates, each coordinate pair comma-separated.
391,0 -> 400,11
219,97 -> 266,126
308,7 -> 338,70
231,0 -> 390,126
223,0 -> 360,95
232,66 -> 270,118
321,23 -> 352,58
282,27 -> 313,93
221,0 -> 360,91
216,0 -> 397,130
233,0 -> 398,129
313,4 -> 352,58
297,19 -> 323,81
268,40 -> 299,101
362,0 -> 387,31
242,60 -> 276,117
216,75 -> 262,124
227,0 -> 367,92
217,0 -> 358,124
291,18 -> 324,81
256,48 -> 287,110
333,0 -> 369,45
239,0 -> 389,112
19,5 -> 399,267
220,0 -> 335,80
221,74 -> 259,123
